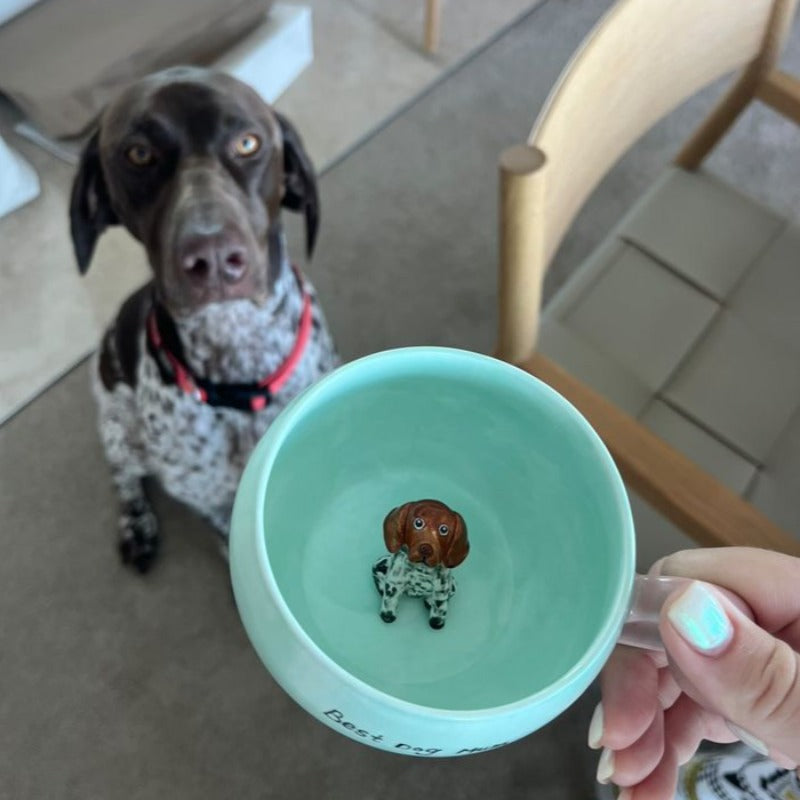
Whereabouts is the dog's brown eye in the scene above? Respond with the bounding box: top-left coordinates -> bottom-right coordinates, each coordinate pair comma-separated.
413,518 -> 424,530
126,143 -> 154,166
234,133 -> 261,157
438,524 -> 449,536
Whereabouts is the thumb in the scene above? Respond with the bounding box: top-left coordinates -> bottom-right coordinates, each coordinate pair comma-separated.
660,581 -> 800,765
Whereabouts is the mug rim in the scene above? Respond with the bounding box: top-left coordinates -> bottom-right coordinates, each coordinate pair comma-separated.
248,346 -> 635,719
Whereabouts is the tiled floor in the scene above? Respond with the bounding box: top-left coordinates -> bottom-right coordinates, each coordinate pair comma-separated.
540,166 -> 800,567
0,0 -> 541,424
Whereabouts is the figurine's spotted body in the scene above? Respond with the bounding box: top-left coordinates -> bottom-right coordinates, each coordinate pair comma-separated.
373,550 -> 457,629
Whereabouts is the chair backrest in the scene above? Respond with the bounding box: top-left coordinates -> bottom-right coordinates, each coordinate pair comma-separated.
530,0 -> 794,267
497,0 -> 797,364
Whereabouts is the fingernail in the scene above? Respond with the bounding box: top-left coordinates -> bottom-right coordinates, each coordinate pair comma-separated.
596,747 -> 615,784
726,722 -> 768,756
618,789 -> 632,800
649,557 -> 667,576
769,751 -> 798,770
667,583 -> 733,653
588,702 -> 603,749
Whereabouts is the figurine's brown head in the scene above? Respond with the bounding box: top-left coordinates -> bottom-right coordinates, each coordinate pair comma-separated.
383,500 -> 469,568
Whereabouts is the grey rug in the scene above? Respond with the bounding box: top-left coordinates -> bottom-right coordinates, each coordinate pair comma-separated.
6,0 -> 800,796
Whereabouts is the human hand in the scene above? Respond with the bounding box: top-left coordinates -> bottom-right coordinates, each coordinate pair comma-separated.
589,547 -> 800,799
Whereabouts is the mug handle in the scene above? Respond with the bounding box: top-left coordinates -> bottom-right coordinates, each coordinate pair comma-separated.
618,574 -> 690,651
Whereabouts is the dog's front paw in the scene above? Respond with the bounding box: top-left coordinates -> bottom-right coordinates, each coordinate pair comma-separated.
118,503 -> 160,573
429,616 -> 445,630
380,611 -> 397,624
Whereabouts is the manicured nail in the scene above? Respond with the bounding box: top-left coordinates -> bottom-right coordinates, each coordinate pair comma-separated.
726,722 -> 768,756
588,702 -> 603,749
667,583 -> 733,653
596,747 -> 615,784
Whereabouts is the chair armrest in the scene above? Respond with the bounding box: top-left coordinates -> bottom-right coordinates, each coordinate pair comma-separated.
521,353 -> 800,557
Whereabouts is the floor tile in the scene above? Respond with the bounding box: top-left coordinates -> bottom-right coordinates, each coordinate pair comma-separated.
664,311 -> 800,463
564,244 -> 719,391
640,399 -> 757,495
621,168 -> 784,299
728,221 -> 800,356
538,319 -> 652,416
544,235 -> 624,319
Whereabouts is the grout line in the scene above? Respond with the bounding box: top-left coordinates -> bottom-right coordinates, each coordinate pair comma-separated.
620,201 -> 789,308
654,394 -> 763,470
724,217 -> 788,301
620,236 -> 722,303
743,464 -> 762,499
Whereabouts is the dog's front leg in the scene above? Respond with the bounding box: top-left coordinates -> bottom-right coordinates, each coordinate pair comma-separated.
373,552 -> 406,623
426,594 -> 449,629
113,466 -> 159,574
95,382 -> 159,573
379,578 -> 403,623
426,568 -> 453,629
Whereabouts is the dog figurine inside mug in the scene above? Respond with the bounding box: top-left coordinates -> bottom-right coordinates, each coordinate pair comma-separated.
372,499 -> 469,629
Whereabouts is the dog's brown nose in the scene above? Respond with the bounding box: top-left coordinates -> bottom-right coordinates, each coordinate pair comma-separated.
419,544 -> 434,559
180,236 -> 249,285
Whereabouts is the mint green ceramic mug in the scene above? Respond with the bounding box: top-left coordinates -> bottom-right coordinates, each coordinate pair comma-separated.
230,347 -> 676,757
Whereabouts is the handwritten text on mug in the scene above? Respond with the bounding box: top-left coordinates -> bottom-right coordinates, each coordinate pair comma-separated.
323,709 -> 510,756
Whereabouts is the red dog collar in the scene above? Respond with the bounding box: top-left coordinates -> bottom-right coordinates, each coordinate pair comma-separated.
146,269 -> 312,413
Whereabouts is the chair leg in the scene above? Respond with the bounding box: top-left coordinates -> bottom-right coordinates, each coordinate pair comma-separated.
674,73 -> 761,170
424,0 -> 441,54
496,144 -> 547,365
676,0 -> 798,170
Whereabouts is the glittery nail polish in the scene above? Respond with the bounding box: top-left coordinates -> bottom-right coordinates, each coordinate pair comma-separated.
667,582 -> 733,653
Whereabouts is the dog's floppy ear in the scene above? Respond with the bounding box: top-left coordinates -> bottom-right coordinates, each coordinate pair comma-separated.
276,112 -> 319,258
444,512 -> 469,568
69,130 -> 118,274
383,504 -> 411,553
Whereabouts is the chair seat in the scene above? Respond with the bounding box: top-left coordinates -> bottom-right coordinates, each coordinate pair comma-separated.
540,166 -> 800,567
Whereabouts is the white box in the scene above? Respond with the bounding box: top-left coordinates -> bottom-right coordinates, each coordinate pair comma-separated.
216,3 -> 313,105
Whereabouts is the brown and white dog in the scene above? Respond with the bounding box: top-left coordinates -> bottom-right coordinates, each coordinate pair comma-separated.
70,67 -> 338,573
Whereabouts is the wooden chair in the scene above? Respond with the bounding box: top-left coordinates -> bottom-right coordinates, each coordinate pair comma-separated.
496,0 -> 800,557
